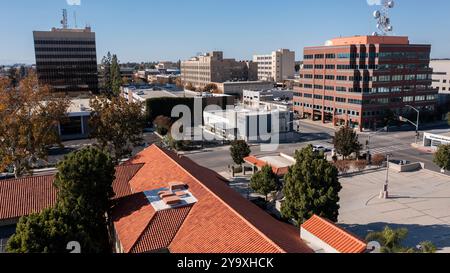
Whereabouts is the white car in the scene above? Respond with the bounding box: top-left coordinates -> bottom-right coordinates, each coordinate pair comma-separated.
313,145 -> 332,153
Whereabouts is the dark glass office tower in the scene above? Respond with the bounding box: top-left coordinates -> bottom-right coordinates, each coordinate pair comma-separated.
33,27 -> 98,94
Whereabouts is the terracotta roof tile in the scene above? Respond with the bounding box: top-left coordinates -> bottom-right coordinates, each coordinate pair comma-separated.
115,145 -> 312,253
0,175 -> 57,221
112,164 -> 144,199
111,193 -> 156,252
131,205 -> 192,253
244,156 -> 290,176
0,164 -> 143,222
301,215 -> 367,253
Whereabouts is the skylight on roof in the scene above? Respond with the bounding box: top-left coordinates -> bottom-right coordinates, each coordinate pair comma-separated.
144,187 -> 197,211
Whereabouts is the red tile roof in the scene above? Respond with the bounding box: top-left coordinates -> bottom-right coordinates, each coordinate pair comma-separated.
301,215 -> 367,253
0,175 -> 57,221
131,205 -> 192,253
112,144 -> 312,253
244,156 -> 290,176
0,164 -> 143,222
112,164 -> 144,200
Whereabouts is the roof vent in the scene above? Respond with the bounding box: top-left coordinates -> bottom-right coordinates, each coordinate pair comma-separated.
144,184 -> 197,212
169,182 -> 188,192
163,196 -> 182,206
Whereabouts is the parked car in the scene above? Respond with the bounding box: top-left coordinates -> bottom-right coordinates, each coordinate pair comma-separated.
313,145 -> 332,153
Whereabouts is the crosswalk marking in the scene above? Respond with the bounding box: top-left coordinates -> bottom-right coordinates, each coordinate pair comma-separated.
366,144 -> 412,155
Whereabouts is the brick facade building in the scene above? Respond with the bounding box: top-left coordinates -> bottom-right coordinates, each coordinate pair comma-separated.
293,36 -> 437,131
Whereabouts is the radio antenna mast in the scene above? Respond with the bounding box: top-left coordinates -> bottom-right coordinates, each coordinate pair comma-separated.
61,9 -> 68,29
74,11 -> 78,28
372,0 -> 395,36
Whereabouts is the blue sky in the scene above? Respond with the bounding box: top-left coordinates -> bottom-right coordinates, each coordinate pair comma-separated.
1,0 -> 449,64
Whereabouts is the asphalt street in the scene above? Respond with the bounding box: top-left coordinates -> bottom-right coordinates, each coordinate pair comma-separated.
186,120 -> 450,176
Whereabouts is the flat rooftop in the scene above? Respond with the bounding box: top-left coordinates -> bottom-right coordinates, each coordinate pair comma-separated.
328,35 -> 410,46
68,98 -> 92,113
257,155 -> 295,168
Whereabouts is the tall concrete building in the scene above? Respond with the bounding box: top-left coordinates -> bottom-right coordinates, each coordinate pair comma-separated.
430,59 -> 450,109
180,51 -> 257,89
253,49 -> 295,83
33,26 -> 98,94
294,36 -> 437,131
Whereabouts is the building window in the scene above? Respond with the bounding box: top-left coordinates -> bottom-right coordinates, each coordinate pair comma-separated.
60,117 -> 83,136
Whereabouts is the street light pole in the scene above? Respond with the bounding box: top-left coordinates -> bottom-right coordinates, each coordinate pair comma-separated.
403,105 -> 420,144
380,153 -> 391,199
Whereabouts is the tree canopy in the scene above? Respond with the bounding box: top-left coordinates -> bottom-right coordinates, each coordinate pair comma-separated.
250,165 -> 280,201
433,144 -> 450,171
110,54 -> 122,96
89,96 -> 146,163
366,226 -> 437,253
230,140 -> 251,165
281,145 -> 341,226
0,73 -> 70,177
7,148 -> 116,253
333,126 -> 362,159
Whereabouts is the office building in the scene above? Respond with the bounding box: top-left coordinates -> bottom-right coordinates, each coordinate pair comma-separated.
33,26 -> 98,94
181,51 -> 257,89
430,59 -> 450,107
294,35 -> 437,131
253,49 -> 296,83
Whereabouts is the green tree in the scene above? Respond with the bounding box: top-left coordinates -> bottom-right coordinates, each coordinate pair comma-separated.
6,208 -> 72,253
383,109 -> 398,127
89,96 -> 146,163
7,148 -> 116,253
53,147 -> 116,252
250,165 -> 279,201
0,73 -> 70,178
230,140 -> 251,165
333,126 -> 362,159
100,52 -> 112,92
110,54 -> 122,96
434,144 -> 450,171
281,145 -> 341,225
366,226 -> 437,253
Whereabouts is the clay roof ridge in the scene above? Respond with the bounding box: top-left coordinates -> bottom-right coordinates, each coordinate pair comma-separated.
154,145 -> 286,253
302,215 -> 367,252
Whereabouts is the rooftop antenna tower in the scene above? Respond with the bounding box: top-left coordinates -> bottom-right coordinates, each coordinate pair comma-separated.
61,9 -> 68,29
74,11 -> 78,29
372,0 -> 395,36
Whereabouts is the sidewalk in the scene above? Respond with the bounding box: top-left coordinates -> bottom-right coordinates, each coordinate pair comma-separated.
297,118 -> 337,131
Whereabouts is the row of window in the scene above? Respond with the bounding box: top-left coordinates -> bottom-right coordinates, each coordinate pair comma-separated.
35,47 -> 96,52
294,102 -> 361,116
304,52 -> 429,60
304,53 -> 379,60
36,54 -> 97,59
303,64 -> 379,70
296,93 -> 437,104
374,74 -> 432,82
35,40 -> 96,45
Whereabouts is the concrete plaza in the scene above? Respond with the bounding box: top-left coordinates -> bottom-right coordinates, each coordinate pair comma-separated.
339,169 -> 450,253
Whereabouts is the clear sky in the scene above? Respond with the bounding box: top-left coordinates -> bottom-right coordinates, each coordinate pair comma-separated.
1,0 -> 449,64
